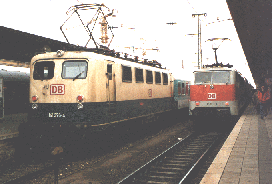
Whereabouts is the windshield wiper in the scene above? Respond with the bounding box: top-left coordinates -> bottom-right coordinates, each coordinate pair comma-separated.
73,71 -> 84,81
34,71 -> 44,81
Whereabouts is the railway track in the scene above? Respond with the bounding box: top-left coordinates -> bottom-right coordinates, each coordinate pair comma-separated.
0,113 -> 194,183
118,132 -> 220,184
1,152 -> 56,184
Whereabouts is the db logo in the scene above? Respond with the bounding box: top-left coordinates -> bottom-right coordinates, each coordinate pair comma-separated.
208,93 -> 216,99
50,84 -> 65,95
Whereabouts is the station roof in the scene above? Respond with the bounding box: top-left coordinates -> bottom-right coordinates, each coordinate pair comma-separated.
0,26 -> 83,64
227,0 -> 272,88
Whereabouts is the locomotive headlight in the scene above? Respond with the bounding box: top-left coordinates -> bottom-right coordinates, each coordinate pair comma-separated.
225,102 -> 229,106
196,101 -> 200,106
32,103 -> 38,109
77,95 -> 84,102
32,96 -> 38,102
210,85 -> 214,89
77,103 -> 83,109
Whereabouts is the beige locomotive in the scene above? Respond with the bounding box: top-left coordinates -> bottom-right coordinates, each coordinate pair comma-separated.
29,50 -> 175,129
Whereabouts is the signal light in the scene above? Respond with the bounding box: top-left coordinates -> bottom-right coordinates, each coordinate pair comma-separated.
77,95 -> 84,102
196,101 -> 200,106
225,102 -> 229,106
32,96 -> 38,102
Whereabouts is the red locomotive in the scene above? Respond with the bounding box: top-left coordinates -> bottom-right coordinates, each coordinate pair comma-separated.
189,63 -> 252,117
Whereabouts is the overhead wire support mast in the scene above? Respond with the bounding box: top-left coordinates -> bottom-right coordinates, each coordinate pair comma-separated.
192,13 -> 207,69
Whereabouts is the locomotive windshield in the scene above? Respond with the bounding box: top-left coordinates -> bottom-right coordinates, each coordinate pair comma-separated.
62,60 -> 88,80
195,72 -> 212,84
33,61 -> 55,80
195,71 -> 230,84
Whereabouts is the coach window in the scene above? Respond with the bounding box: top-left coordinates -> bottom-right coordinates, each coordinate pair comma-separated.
62,60 -> 88,80
155,72 -> 161,84
33,61 -> 55,80
135,68 -> 144,83
162,73 -> 168,85
182,83 -> 185,95
146,70 -> 153,84
122,65 -> 132,82
186,82 -> 189,95
178,82 -> 182,96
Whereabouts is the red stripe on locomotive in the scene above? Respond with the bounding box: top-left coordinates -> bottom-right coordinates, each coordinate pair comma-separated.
190,84 -> 236,101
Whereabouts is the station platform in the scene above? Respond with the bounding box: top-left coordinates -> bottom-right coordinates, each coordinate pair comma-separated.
200,105 -> 272,184
0,113 -> 27,140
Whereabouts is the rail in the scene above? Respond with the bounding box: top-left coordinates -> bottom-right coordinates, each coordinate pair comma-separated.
118,132 -> 219,183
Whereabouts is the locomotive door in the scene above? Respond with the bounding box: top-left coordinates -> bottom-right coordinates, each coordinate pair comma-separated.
106,63 -> 116,113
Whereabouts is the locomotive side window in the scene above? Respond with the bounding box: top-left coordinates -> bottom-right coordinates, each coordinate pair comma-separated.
162,73 -> 168,85
107,64 -> 112,80
33,61 -> 55,80
155,72 -> 161,84
135,68 -> 144,83
62,60 -> 88,79
146,70 -> 153,84
122,65 -> 132,82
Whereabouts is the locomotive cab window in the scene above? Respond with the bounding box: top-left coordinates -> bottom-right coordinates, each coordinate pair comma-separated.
146,70 -> 153,84
135,68 -> 144,83
62,60 -> 88,80
162,73 -> 168,85
122,65 -> 132,82
212,71 -> 230,84
155,72 -> 161,84
195,72 -> 211,84
195,71 -> 230,84
33,61 -> 55,80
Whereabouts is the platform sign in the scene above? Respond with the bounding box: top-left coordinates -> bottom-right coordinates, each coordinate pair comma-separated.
0,79 -> 3,118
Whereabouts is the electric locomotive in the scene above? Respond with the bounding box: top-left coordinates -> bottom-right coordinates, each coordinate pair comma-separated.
19,49 -> 189,149
189,63 -> 251,117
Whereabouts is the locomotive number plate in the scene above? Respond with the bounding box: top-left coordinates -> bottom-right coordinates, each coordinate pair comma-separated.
50,84 -> 65,95
208,93 -> 216,99
49,113 -> 65,118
